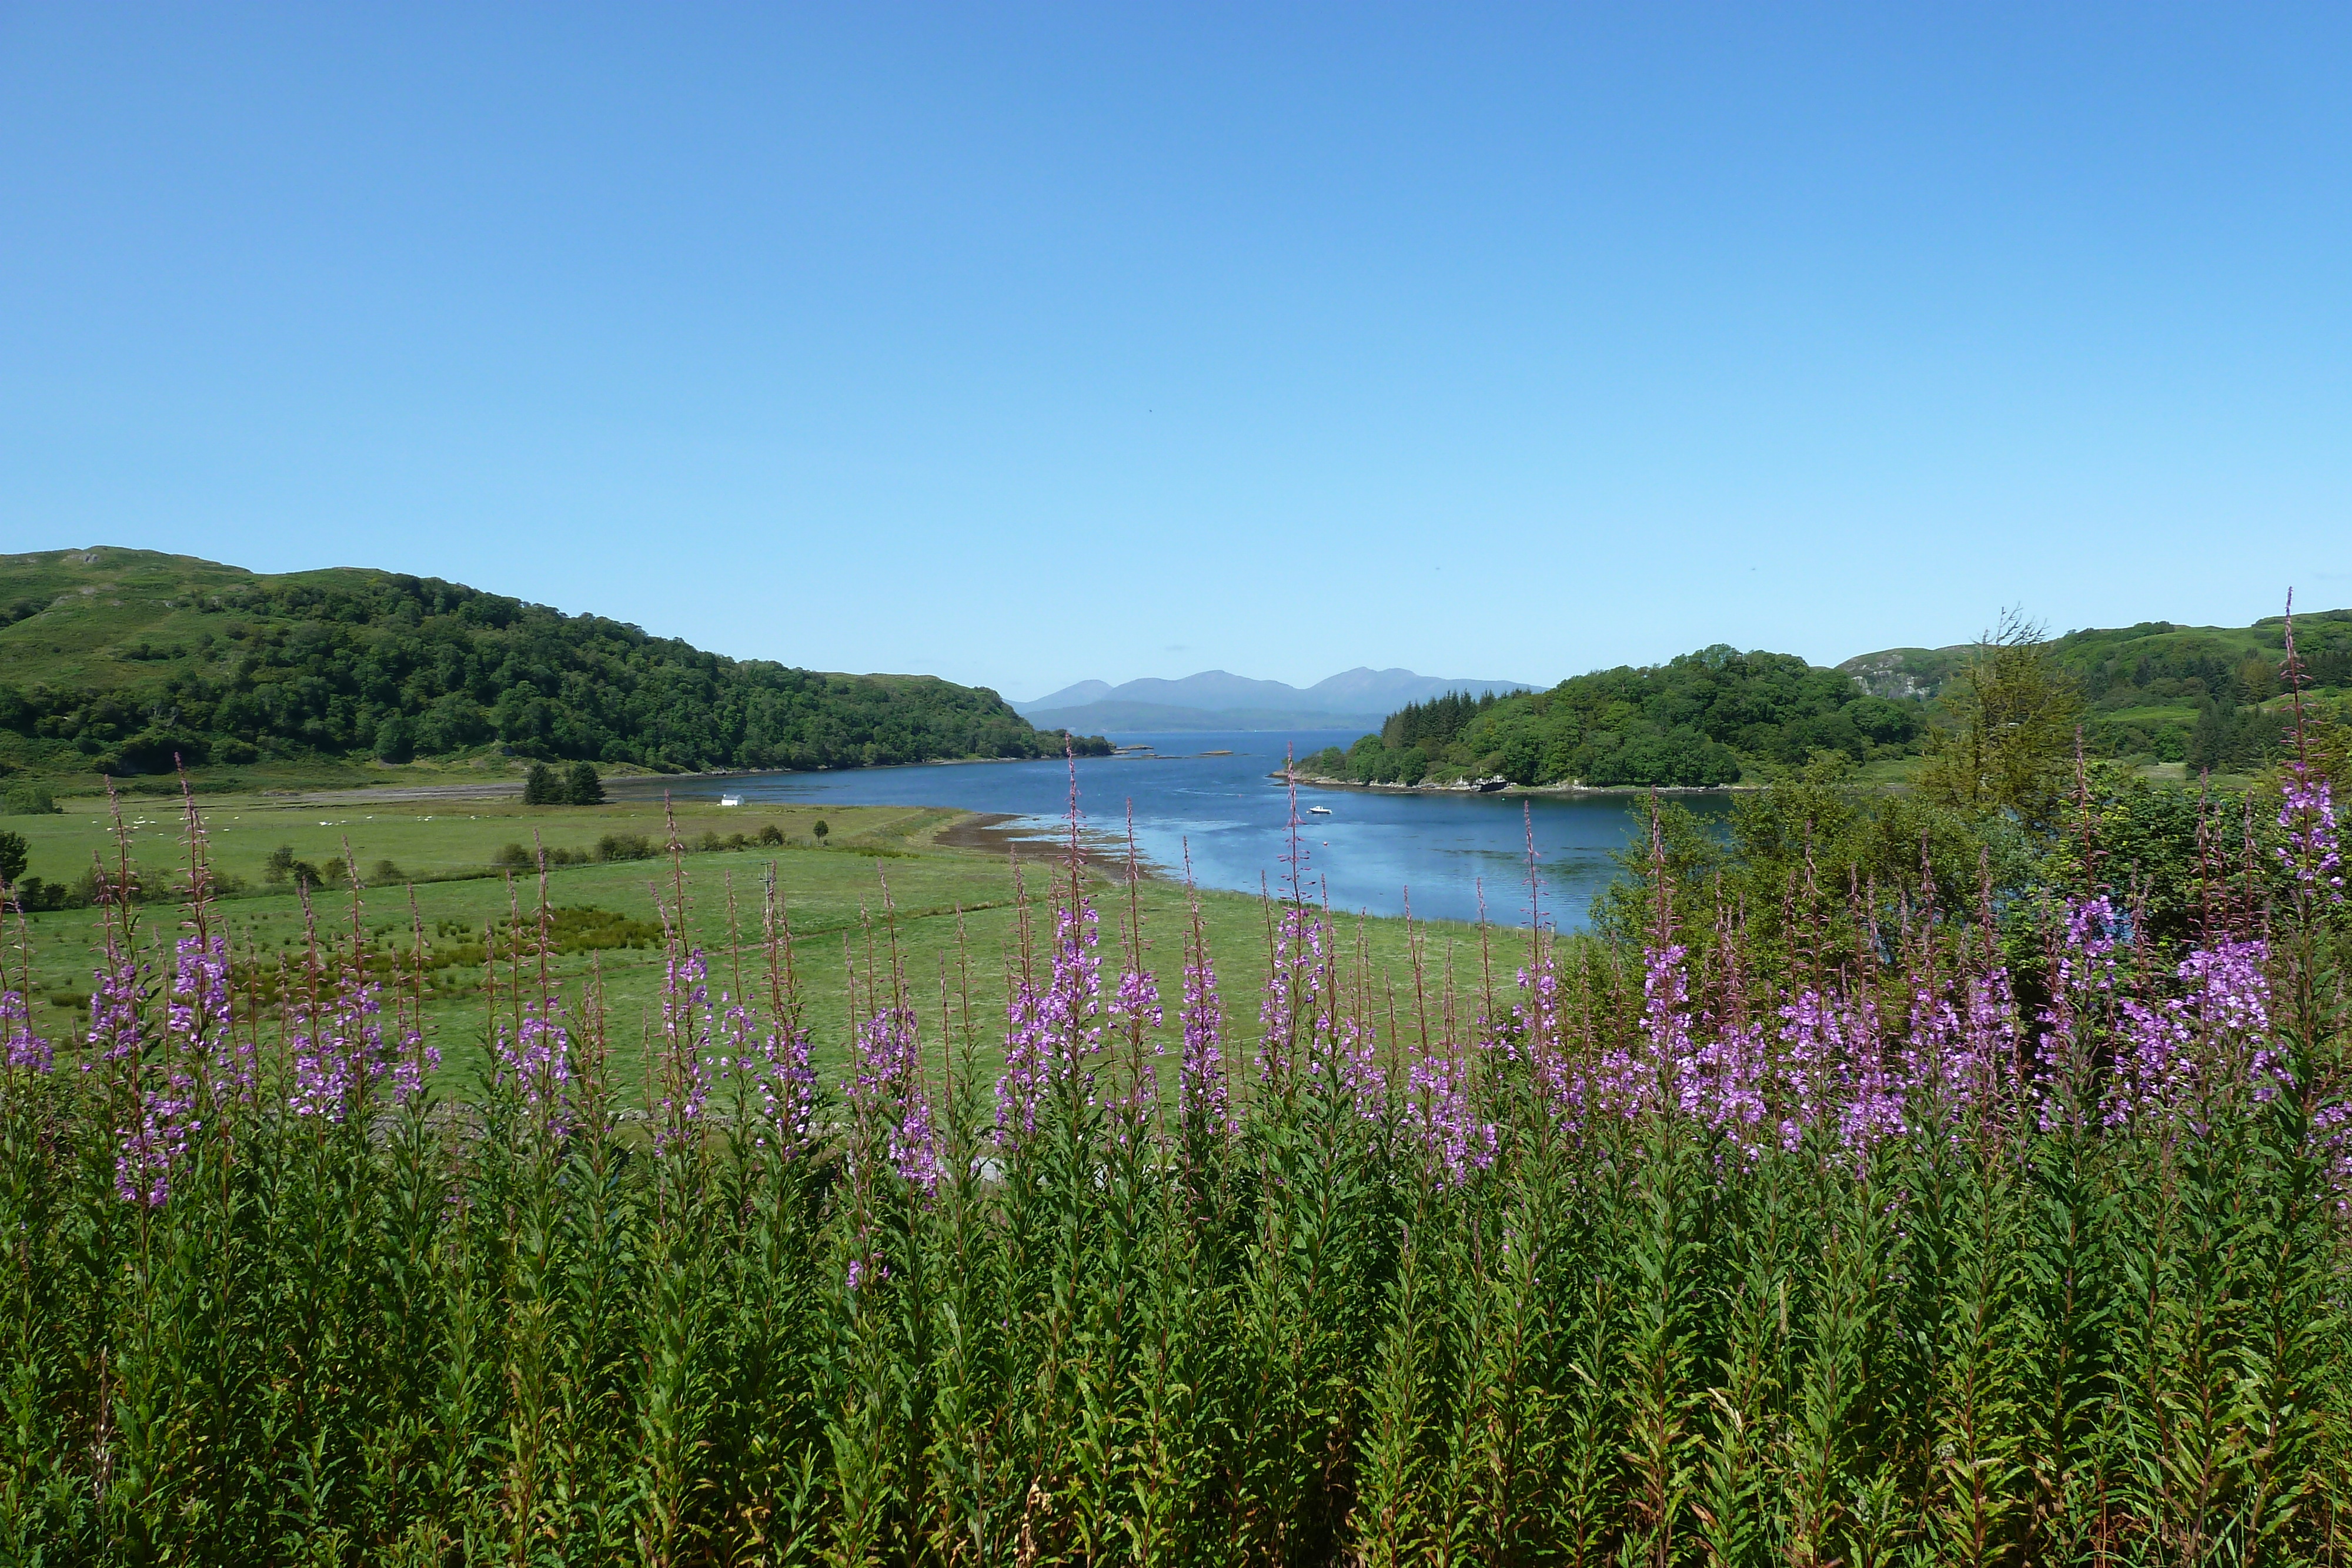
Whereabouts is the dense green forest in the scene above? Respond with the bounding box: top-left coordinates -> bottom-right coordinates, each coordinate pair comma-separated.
1312,610 -> 2352,790
0,549 -> 1071,777
1307,645 -> 1925,787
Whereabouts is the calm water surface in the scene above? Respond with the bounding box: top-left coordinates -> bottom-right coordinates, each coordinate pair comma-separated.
613,729 -> 1730,930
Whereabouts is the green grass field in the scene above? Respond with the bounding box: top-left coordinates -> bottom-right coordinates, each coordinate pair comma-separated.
5,784 -> 1502,1095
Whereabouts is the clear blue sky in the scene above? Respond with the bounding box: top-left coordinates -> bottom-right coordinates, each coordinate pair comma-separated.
5,5 -> 2346,699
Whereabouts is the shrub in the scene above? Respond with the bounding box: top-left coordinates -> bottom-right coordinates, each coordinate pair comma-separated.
260,845 -> 325,890
1,782 -> 59,815
594,831 -> 656,862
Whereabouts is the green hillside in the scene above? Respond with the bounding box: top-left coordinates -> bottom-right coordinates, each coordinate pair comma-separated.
0,547 -> 1064,781
1842,610 -> 2352,770
1304,646 -> 1926,788
1308,609 -> 2352,791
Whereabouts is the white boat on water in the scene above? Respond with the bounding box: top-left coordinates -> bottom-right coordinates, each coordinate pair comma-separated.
1307,805 -> 1333,814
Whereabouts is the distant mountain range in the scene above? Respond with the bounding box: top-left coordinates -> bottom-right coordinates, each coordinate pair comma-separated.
1015,667 -> 1532,734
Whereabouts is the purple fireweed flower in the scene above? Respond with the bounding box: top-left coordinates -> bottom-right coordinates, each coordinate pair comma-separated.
1108,961 -> 1164,1123
996,901 -> 1104,1146
1959,967 -> 2022,1108
2180,938 -> 2278,1089
2278,765 -> 2345,903
709,992 -> 818,1149
652,947 -> 712,1145
1897,969 -> 2015,1129
1262,907 -> 1384,1118
1110,964 -> 1164,1031
386,1023 -> 439,1104
1696,1019 -> 1772,1158
1404,1042 -> 1495,1186
1589,942 -> 1704,1122
1178,947 -> 1230,1139
288,972 -> 392,1123
1514,953 -> 1608,1131
1257,904 -> 1322,1086
86,948 -> 151,1066
493,1002 -> 573,1132
166,932 -> 252,1101
1512,957 -> 1562,1073
1,991 -> 49,1075
1257,904 -> 1382,1115
2035,895 -> 2122,1132
83,902 -> 182,1202
115,1090 -> 192,1207
1775,987 -> 1903,1153
2107,938 -> 2281,1126
1829,996 -> 1904,1153
850,1004 -> 937,1192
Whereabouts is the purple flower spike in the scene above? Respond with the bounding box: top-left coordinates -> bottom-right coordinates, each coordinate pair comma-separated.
1404,1042 -> 1495,1186
2278,765 -> 2345,904
1178,945 -> 1229,1139
995,901 -> 1104,1148
851,1005 -> 937,1191
1,990 -> 49,1075
288,962 -> 393,1124
652,947 -> 713,1146
493,1002 -> 573,1134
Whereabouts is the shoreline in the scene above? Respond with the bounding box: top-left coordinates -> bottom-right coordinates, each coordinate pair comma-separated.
1280,772 -> 1760,800
930,811 -> 1168,877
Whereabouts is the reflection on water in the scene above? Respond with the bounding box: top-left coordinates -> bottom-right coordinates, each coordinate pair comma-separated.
611,728 -> 1731,930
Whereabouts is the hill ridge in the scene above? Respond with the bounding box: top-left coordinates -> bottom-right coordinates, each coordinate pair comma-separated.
0,546 -> 1064,778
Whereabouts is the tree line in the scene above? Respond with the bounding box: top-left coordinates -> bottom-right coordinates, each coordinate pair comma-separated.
1309,644 -> 1923,788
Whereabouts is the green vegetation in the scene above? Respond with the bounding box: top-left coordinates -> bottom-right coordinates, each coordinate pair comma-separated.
0,547 -> 1069,781
1,709 -> 2347,1559
1,782 -> 57,815
1311,607 -> 2352,792
1847,606 -> 2352,771
1307,645 -> 1922,788
1912,610 -> 2088,829
522,758 -> 605,804
0,784 -> 1462,1078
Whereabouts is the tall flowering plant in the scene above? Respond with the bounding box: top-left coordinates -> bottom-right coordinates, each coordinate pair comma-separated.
283,880 -> 425,1126
849,1002 -> 937,1193
1258,774 -> 1381,1121
995,758 -> 1107,1151
1176,854 -> 1230,1149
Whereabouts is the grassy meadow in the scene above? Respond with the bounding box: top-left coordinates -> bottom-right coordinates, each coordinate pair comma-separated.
4,781 -> 1483,1093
